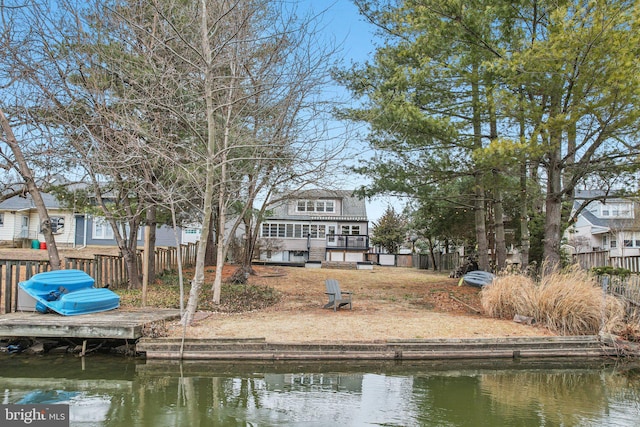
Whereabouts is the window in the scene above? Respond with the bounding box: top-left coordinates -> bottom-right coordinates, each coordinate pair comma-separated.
315,200 -> 335,213
602,209 -> 610,216
0,213 -> 3,227
325,201 -> 334,213
50,216 -> 65,234
262,222 -> 335,239
93,218 -> 114,240
341,225 -> 361,235
611,240 -> 617,248
624,239 -> 632,247
296,199 -> 337,213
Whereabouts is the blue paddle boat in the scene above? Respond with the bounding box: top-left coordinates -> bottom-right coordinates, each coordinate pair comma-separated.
18,269 -> 120,316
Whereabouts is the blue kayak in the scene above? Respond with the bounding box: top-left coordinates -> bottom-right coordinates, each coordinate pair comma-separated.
458,270 -> 496,287
18,269 -> 120,316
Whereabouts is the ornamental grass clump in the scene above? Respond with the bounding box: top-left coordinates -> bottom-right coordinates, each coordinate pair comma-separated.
481,266 -> 626,336
481,274 -> 537,320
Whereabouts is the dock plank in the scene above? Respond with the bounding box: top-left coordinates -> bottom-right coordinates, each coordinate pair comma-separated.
0,308 -> 180,339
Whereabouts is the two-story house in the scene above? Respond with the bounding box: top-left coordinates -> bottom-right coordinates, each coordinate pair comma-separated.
565,189 -> 640,256
258,189 -> 369,263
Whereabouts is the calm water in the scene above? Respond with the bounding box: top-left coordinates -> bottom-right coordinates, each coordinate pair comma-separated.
1,356 -> 639,426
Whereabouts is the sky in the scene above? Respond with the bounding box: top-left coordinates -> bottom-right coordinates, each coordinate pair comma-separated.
298,0 -> 404,224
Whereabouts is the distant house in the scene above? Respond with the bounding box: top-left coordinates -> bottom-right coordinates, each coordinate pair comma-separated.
0,192 -> 184,248
0,192 -> 75,248
565,189 -> 640,256
258,189 -> 369,263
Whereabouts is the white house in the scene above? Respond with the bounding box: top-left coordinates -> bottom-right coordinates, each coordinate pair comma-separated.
258,189 -> 369,263
0,192 -> 76,248
565,189 -> 640,256
0,192 -> 189,249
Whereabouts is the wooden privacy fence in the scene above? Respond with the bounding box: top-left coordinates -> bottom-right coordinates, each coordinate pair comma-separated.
573,251 -> 640,273
0,260 -> 51,314
413,253 -> 461,272
365,252 -> 461,271
1,243 -> 198,314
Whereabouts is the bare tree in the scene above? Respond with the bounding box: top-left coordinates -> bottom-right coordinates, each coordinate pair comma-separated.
0,109 -> 62,268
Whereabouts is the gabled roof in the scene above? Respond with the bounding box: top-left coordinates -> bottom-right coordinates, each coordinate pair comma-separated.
0,192 -> 63,211
573,200 -> 638,232
268,189 -> 367,221
575,188 -> 631,202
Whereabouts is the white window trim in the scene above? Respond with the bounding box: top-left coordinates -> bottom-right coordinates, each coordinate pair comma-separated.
261,222 -> 338,239
93,217 -> 115,240
295,199 -> 336,213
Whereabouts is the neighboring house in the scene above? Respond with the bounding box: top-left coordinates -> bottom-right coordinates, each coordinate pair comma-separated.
0,192 -> 75,248
0,192 -> 185,248
565,189 -> 640,256
258,189 -> 369,263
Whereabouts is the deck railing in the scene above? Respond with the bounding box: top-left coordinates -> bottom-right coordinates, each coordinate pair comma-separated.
326,234 -> 369,249
0,243 -> 198,313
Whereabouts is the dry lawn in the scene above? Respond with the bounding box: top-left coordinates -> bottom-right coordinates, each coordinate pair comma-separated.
167,265 -> 554,343
0,247 -> 553,342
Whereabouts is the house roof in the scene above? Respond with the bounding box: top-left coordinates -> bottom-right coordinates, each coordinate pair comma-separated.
573,199 -> 638,232
575,188 -> 630,202
268,189 -> 367,221
0,192 -> 63,211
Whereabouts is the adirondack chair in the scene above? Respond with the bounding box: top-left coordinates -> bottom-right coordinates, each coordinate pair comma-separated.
323,279 -> 352,311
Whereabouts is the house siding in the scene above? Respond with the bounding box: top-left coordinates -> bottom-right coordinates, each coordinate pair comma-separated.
566,191 -> 640,256
259,190 -> 369,263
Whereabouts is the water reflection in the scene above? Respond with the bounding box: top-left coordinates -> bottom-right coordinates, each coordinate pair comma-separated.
1,356 -> 639,426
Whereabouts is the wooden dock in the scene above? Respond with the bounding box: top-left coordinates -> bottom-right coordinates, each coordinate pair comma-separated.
0,308 -> 180,340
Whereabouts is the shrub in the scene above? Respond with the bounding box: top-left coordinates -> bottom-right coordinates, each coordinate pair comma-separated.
590,266 -> 631,279
481,266 -> 626,335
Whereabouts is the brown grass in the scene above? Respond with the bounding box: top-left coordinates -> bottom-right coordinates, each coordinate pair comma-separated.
481,266 -> 626,336
161,265 -> 552,342
0,247 -> 554,342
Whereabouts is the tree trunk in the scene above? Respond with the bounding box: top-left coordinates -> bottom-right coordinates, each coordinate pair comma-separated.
543,91 -> 563,271
519,160 -> 530,270
0,108 -> 62,270
204,208 -> 217,266
544,155 -> 563,271
493,184 -> 507,271
487,84 -> 506,271
181,0 -> 218,325
471,67 -> 489,271
518,90 -> 530,270
146,204 -> 157,284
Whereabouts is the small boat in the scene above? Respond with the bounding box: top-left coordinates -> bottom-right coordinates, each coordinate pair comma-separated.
458,270 -> 495,287
18,269 -> 120,316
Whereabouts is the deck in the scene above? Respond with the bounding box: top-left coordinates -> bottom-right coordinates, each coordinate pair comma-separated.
0,308 -> 180,340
